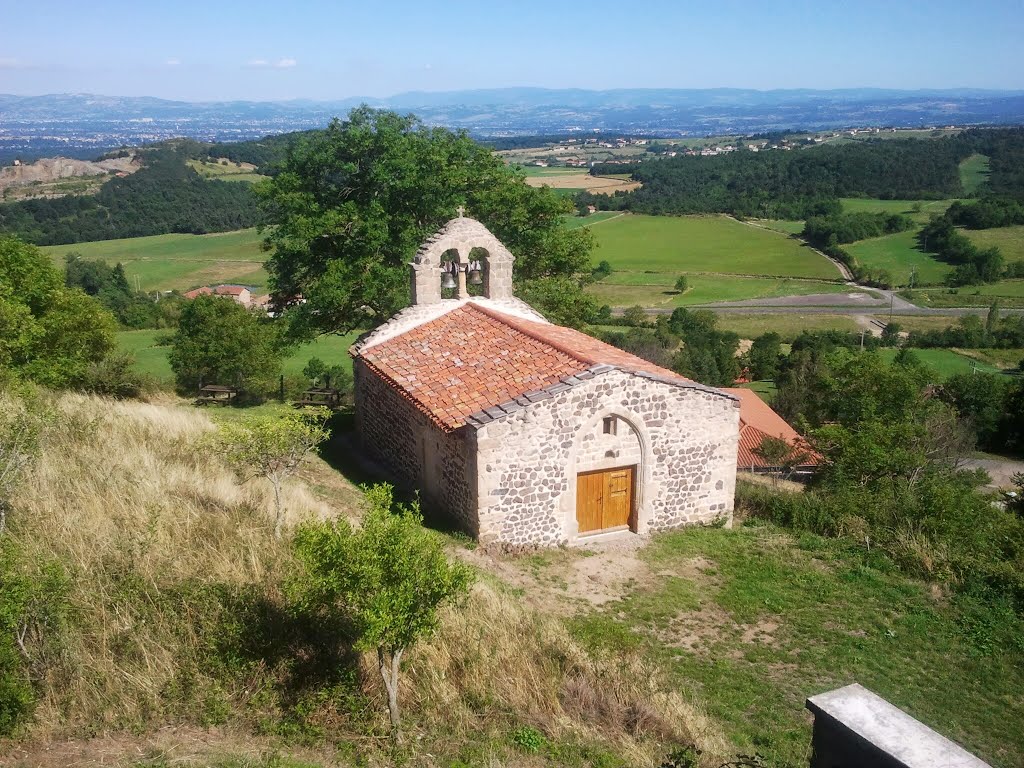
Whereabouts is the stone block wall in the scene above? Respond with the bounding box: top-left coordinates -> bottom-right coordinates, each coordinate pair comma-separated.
473,369 -> 739,547
353,359 -> 476,528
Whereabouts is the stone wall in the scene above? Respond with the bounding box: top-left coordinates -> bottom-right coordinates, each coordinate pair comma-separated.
473,369 -> 739,547
353,358 -> 477,532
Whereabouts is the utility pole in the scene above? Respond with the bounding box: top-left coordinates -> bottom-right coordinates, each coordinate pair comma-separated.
860,329 -> 866,350
888,291 -> 894,324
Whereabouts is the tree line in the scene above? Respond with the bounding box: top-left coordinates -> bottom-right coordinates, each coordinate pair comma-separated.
0,146 -> 261,246
578,128 -> 1024,218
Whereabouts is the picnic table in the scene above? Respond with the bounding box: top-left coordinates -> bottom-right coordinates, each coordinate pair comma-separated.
295,387 -> 342,409
196,385 -> 238,406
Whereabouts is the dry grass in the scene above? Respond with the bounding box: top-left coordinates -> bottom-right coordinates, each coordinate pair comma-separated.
2,391 -> 724,765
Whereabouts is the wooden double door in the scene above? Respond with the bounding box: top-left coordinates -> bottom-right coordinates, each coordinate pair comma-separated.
576,465 -> 636,534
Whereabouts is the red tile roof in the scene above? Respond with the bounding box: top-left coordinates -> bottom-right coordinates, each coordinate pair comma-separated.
354,303 -> 694,431
720,388 -> 819,469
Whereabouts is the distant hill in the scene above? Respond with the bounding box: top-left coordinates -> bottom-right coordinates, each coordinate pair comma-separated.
3,88 -> 1024,163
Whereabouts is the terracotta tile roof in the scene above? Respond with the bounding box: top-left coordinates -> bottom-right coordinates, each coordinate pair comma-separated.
354,302 -> 695,431
213,285 -> 248,296
720,388 -> 819,469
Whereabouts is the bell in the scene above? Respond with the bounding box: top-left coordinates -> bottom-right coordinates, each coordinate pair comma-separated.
468,268 -> 483,285
441,270 -> 457,290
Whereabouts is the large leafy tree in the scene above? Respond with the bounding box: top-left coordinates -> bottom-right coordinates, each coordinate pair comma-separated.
0,237 -> 115,388
257,107 -> 595,336
168,295 -> 284,395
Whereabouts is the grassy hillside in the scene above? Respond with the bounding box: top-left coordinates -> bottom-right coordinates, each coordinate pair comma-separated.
0,391 -> 727,767
590,214 -> 841,279
959,154 -> 991,195
41,229 -> 266,292
116,330 -> 362,384
845,229 -> 950,286
964,225 -> 1024,264
2,392 -> 1021,767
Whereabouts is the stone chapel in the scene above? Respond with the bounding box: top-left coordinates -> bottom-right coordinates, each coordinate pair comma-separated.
350,214 -> 740,547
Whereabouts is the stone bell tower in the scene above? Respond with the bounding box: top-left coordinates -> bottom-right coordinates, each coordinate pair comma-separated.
409,209 -> 515,306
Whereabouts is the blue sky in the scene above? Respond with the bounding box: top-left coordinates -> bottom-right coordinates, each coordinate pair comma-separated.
1,0 -> 1022,100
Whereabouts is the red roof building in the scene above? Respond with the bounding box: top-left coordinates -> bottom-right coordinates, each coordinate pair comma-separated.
720,388 -> 819,472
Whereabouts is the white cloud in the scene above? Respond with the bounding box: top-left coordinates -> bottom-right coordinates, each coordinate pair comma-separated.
165,58 -> 181,66
246,57 -> 297,69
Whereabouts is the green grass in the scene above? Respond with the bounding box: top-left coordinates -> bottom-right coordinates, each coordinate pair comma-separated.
754,219 -> 805,235
187,159 -> 268,183
588,275 -> 855,308
117,330 -> 362,385
591,215 -> 840,279
570,526 -> 1024,768
712,313 -> 861,341
907,281 -> 1024,308
514,165 -> 588,177
42,229 -> 267,292
564,211 -> 621,229
954,348 -> 1024,370
964,225 -> 1024,264
839,198 -> 956,224
877,347 -> 1002,379
846,229 -> 950,286
959,154 -> 990,195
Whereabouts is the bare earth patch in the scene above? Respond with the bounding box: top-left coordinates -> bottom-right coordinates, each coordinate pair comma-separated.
524,174 -> 640,195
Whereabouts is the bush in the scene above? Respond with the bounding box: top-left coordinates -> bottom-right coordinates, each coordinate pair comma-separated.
77,352 -> 150,399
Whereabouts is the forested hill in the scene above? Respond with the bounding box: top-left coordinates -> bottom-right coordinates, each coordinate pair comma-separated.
0,145 -> 261,245
581,128 -> 1024,218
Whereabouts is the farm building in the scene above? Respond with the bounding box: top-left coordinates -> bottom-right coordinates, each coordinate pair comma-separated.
721,388 -> 819,475
350,214 -> 740,548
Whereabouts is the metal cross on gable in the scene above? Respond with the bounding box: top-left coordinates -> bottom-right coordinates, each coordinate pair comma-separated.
456,205 -> 466,217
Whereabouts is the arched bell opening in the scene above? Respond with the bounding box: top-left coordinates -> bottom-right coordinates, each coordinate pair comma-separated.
466,247 -> 490,297
439,248 -> 461,299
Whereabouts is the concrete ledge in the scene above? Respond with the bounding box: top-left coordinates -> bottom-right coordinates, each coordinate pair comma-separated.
805,684 -> 991,768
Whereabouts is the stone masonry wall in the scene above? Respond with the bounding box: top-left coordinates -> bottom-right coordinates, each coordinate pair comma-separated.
354,359 -> 477,533
473,369 -> 739,547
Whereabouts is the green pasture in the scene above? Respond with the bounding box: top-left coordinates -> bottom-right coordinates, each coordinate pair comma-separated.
964,225 -> 1024,263
588,274 -> 854,308
117,329 -> 361,386
42,229 -> 267,292
839,197 -> 956,224
187,159 -> 267,183
908,280 -> 1024,308
591,214 -> 841,279
877,347 -> 1001,379
713,313 -> 861,341
959,154 -> 990,195
514,165 -> 588,177
754,219 -> 805,235
565,211 -> 622,229
846,229 -> 950,286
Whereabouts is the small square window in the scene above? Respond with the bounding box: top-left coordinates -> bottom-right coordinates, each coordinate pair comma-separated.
602,416 -> 617,435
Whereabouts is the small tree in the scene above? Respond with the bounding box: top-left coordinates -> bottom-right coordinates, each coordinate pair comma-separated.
622,305 -> 649,327
291,484 -> 473,741
753,435 -> 808,486
301,356 -> 353,391
215,408 -> 330,539
674,275 -> 688,293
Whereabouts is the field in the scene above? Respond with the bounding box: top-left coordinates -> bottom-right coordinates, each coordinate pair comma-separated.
42,228 -> 267,292
964,225 -> 1024,264
117,329 -> 361,384
876,347 -> 1002,378
187,158 -> 267,183
839,197 -> 956,223
590,214 -> 841,279
564,211 -> 622,229
712,313 -> 861,341
522,168 -> 639,195
907,280 -> 1024,308
589,275 -> 853,309
845,229 -> 950,285
959,153 -> 991,195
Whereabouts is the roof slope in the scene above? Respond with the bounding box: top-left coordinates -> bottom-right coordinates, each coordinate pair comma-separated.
720,387 -> 818,468
354,302 -> 702,431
